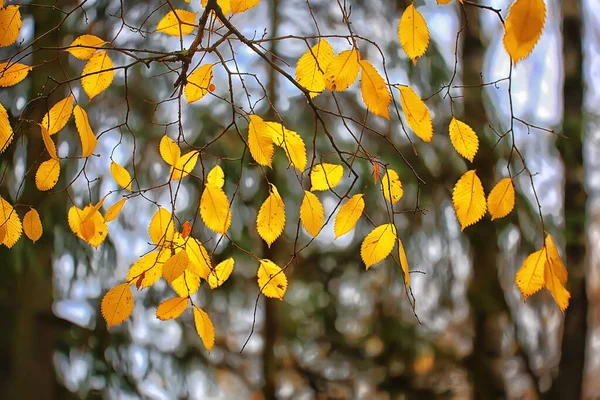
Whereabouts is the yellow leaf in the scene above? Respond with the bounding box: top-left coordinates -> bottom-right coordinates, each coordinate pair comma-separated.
0,103 -> 12,153
359,59 -> 391,119
82,51 -> 114,100
230,0 -> 260,14
66,34 -> 107,60
544,255 -> 570,312
266,122 -> 307,171
148,207 -> 175,246
295,39 -> 334,98
101,283 -> 134,329
0,6 -> 21,47
206,164 -> 225,188
300,190 -> 324,238
172,270 -> 201,297
110,161 -> 132,190
545,234 -> 567,284
200,183 -> 232,234
170,150 -> 199,180
437,0 -> 454,4
193,306 -> 215,351
396,86 -> 433,142
156,9 -> 197,36
398,4 -> 429,65
127,250 -> 169,289
39,124 -> 57,160
398,238 -> 410,290
185,64 -> 213,103
105,198 -> 127,222
452,170 -> 486,230
324,49 -> 361,92
515,248 -> 547,299
449,117 -> 479,162
83,194 -> 109,224
381,169 -> 403,204
41,95 -> 73,135
0,62 -> 31,87
73,105 -> 97,157
0,225 -> 5,244
156,297 -> 188,321
257,259 -> 287,300
334,194 -> 365,239
67,204 -> 107,248
361,223 -> 397,269
23,208 -> 42,243
35,158 -> 60,191
310,163 -> 343,191
248,115 -> 274,167
503,0 -> 546,64
162,250 -> 189,284
256,184 -> 285,247
0,196 -> 21,248
159,135 -> 180,166
208,258 -> 235,289
487,177 -> 515,220
183,237 -> 212,279
202,0 -> 231,15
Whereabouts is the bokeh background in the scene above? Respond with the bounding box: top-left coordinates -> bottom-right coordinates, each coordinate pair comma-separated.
0,0 -> 597,398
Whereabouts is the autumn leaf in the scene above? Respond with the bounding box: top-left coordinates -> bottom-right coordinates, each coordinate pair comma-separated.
41,95 -> 73,135
39,124 -> 57,160
156,297 -> 188,321
381,169 -> 403,204
398,4 -> 429,65
110,161 -> 133,191
183,237 -> 212,279
452,170 -> 486,230
300,190 -> 324,238
487,177 -> 515,220
207,258 -> 235,289
200,183 -> 232,235
36,158 -> 60,191
0,62 -> 31,87
0,196 -> 21,248
325,49 -> 361,92
148,207 -> 175,247
515,247 -> 547,299
127,250 -> 169,289
544,249 -> 570,312
257,259 -> 288,300
105,198 -> 126,222
230,0 -> 260,14
398,238 -> 410,290
310,163 -> 343,191
503,0 -> 546,64
172,271 -> 201,297
193,306 -> 215,351
206,164 -> 225,188
163,250 -> 189,284
449,117 -> 478,162
185,64 -> 213,103
296,39 -> 334,98
181,221 -> 192,239
0,103 -> 12,153
545,234 -> 567,284
256,184 -> 285,247
156,10 -> 197,36
159,135 -> 181,166
23,208 -> 42,243
396,85 -> 433,142
266,122 -> 307,172
170,151 -> 199,180
0,6 -> 21,48
66,34 -> 107,60
202,0 -> 231,15
73,105 -> 97,157
334,194 -> 365,239
82,51 -> 114,100
361,223 -> 397,269
101,283 -> 134,329
248,115 -> 275,167
67,204 -> 107,248
359,59 -> 391,119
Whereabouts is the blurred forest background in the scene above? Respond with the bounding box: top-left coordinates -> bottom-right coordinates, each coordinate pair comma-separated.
0,0 -> 598,398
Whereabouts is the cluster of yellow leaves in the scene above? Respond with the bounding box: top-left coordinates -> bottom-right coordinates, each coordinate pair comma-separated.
516,234 -> 570,312
66,34 -> 114,99
159,135 -> 200,180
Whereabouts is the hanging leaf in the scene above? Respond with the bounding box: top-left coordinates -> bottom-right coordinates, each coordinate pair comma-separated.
207,258 -> 235,289
127,250 -> 170,289
110,161 -> 133,191
310,163 -> 343,191
487,177 -> 515,220
206,165 -> 225,188
67,204 -> 107,248
0,103 -> 12,153
162,250 -> 189,284
73,105 -> 97,157
257,259 -> 287,300
398,4 -> 429,65
266,122 -> 307,172
82,51 -> 114,100
325,49 -> 361,92
183,237 -> 212,279
398,238 -> 410,290
40,124 -> 57,160
41,95 -> 73,135
170,151 -> 199,180
248,115 -> 275,167
0,62 -> 31,87
452,170 -> 486,230
101,283 -> 134,329
156,9 -> 197,36
0,196 -> 21,248
23,208 -> 42,243
396,86 -> 433,142
181,221 -> 192,238
105,198 -> 126,222
35,158 -> 60,191
66,34 -> 107,60
256,184 -> 285,247
0,6 -> 21,47
545,234 -> 567,284
202,0 -> 231,15
544,249 -> 570,312
515,248 -> 547,299
159,135 -> 181,166
449,117 -> 479,162
230,0 -> 260,14
148,207 -> 175,246
359,59 -> 391,119
381,169 -> 403,204
185,64 -> 213,103
172,271 -> 201,297
300,190 -> 324,238
295,39 -> 334,98
193,306 -> 215,351
361,223 -> 397,269
156,297 -> 188,321
334,194 -> 365,239
200,183 -> 232,234
503,0 -> 546,64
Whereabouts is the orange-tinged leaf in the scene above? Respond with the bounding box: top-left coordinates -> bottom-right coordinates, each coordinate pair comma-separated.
202,0 -> 231,15
230,0 -> 260,14
193,306 -> 215,351
0,62 -> 31,87
172,271 -> 201,297
324,49 -> 360,92
208,257 -> 235,289
310,163 -> 343,191
73,105 -> 97,157
449,117 -> 478,162
101,283 -> 134,329
545,234 -> 567,284
396,85 -> 433,142
156,9 -> 197,36
515,248 -> 547,299
248,115 -> 275,167
257,259 -> 287,300
39,124 -> 57,160
0,103 -> 12,153
149,207 -> 175,246
82,51 -> 114,100
181,221 -> 192,238
372,163 -> 380,184
170,151 -> 199,180
162,250 -> 189,284
503,0 -> 546,64
296,39 -> 334,98
487,177 -> 515,220
67,204 -> 107,248
361,223 -> 397,269
200,183 -> 231,234
41,95 -> 73,135
359,59 -> 391,119
159,135 -> 180,166
35,158 -> 60,191
206,165 -> 225,188
381,169 -> 403,204
23,208 -> 42,243
156,297 -> 188,320
66,34 -> 107,60
110,161 -> 132,190
127,250 -> 170,289
300,190 -> 324,238
0,225 -> 5,244
256,184 -> 285,247
0,6 -> 21,47
185,64 -> 213,103
398,238 -> 410,290
0,196 -> 21,248
105,198 -> 126,222
266,122 -> 307,172
183,237 -> 212,280
334,194 -> 364,239
452,170 -> 486,230
398,4 -> 429,65
544,253 -> 570,312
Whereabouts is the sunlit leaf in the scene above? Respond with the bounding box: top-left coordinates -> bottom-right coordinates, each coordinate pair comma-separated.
193,306 -> 215,351
41,95 -> 73,135
487,177 -> 515,220
101,283 -> 134,329
35,158 -> 60,191
162,250 -> 189,284
398,238 -> 410,290
256,184 -> 285,247
0,62 -> 31,87
148,207 -> 175,247
172,271 -> 201,297
105,198 -> 127,222
110,161 -> 133,191
266,122 -> 307,172
361,223 -> 397,269
545,234 -> 567,284
452,170 -> 486,230
300,190 -> 324,238
66,34 -> 107,60
0,196 -> 21,248
257,259 -> 287,300
156,297 -> 188,320
515,248 -> 546,299
449,117 -> 478,162
0,6 -> 21,47
544,249 -> 570,312
325,49 -> 360,92
73,105 -> 97,157
127,250 -> 169,289
206,164 -> 225,188
396,85 -> 433,142
156,9 -> 197,36
185,64 -> 213,103
230,0 -> 260,14
334,194 -> 364,239
248,115 -> 275,167
0,103 -> 12,153
200,183 -> 231,234
359,59 -> 391,119
296,39 -> 334,98
398,4 -> 429,65
23,208 -> 42,243
39,124 -> 57,160
310,163 -> 343,191
208,258 -> 235,289
82,51 -> 114,100
170,151 -> 199,180
159,135 -> 181,166
381,169 -> 403,205
183,237 -> 212,280
503,0 -> 546,64
67,204 -> 107,248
